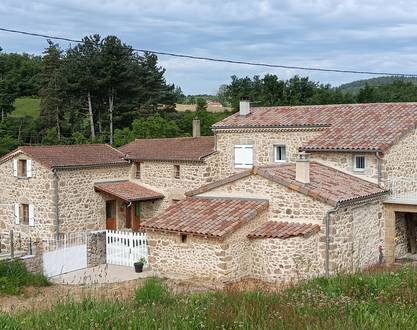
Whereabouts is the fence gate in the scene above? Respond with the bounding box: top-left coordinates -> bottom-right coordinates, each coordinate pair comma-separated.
106,230 -> 148,267
42,232 -> 87,277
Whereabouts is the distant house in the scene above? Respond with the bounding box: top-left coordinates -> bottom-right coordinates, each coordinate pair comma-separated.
207,101 -> 223,108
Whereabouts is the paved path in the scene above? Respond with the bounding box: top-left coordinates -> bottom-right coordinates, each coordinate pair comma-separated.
50,264 -> 154,285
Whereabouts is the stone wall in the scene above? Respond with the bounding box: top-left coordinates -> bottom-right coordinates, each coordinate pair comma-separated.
310,152 -> 378,183
327,200 -> 384,274
57,165 -> 130,233
214,128 -> 324,178
395,213 -> 408,258
249,233 -> 322,283
384,127 -> 417,191
0,155 -> 56,251
198,174 -> 331,224
129,156 -> 219,216
21,240 -> 43,274
147,210 -> 267,282
87,230 -> 106,267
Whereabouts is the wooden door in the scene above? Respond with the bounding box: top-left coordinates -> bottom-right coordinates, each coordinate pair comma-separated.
106,200 -> 117,230
125,204 -> 132,229
132,202 -> 141,232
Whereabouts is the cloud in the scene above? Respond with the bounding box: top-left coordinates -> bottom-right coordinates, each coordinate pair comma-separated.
1,0 -> 417,93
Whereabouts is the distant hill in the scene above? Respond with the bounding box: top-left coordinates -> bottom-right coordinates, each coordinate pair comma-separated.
339,76 -> 417,94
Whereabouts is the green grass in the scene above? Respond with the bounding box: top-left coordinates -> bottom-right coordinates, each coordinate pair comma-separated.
11,97 -> 41,118
1,266 -> 417,329
0,259 -> 49,296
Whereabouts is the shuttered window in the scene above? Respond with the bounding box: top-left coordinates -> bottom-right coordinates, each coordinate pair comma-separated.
234,145 -> 253,169
13,159 -> 32,178
15,203 -> 35,226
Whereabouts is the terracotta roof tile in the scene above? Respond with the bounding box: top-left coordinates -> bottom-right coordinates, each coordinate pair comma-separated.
141,197 -> 269,238
119,136 -> 215,162
94,181 -> 163,202
187,162 -> 388,206
213,103 -> 417,152
247,221 -> 320,239
1,144 -> 127,169
257,162 -> 388,206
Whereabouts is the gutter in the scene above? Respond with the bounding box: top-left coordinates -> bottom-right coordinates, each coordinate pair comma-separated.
325,206 -> 339,277
53,169 -> 60,239
375,151 -> 383,187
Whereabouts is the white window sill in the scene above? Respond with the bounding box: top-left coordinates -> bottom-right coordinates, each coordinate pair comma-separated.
274,160 -> 287,163
234,165 -> 253,169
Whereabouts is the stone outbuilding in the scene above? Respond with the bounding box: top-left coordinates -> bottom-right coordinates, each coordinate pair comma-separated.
142,156 -> 389,283
141,196 -> 269,282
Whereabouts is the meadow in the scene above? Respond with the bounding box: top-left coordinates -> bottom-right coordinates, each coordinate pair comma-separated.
1,265 -> 416,329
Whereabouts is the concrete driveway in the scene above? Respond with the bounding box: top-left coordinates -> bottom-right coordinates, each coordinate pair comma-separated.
50,264 -> 153,285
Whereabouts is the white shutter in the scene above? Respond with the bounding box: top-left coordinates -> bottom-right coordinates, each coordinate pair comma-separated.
13,159 -> 18,177
234,145 -> 253,169
14,203 -> 20,224
27,160 -> 32,177
29,205 -> 35,227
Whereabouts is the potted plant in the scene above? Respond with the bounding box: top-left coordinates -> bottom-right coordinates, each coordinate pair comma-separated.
134,257 -> 146,273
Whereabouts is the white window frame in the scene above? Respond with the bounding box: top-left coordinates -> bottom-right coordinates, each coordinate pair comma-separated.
274,145 -> 287,163
353,155 -> 366,172
234,144 -> 253,169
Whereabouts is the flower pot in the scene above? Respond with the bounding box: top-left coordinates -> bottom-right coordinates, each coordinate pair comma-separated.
134,262 -> 144,273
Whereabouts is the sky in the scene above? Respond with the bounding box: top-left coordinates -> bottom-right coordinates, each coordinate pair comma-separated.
1,0 -> 417,94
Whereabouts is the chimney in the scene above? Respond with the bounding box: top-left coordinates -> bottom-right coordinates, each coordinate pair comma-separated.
296,152 -> 310,184
239,97 -> 250,116
192,118 -> 201,137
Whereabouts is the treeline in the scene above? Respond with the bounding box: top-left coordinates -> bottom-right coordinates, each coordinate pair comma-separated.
0,37 -> 229,155
3,38 -> 417,157
220,74 -> 417,110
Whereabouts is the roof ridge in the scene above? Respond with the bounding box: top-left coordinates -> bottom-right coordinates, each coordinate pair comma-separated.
251,101 -> 417,110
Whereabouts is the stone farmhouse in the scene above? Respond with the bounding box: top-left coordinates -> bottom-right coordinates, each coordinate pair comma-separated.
1,101 -> 417,284
0,119 -> 216,250
142,101 -> 417,283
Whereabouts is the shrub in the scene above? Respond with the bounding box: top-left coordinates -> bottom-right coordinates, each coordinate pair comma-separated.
0,259 -> 49,295
135,278 -> 171,305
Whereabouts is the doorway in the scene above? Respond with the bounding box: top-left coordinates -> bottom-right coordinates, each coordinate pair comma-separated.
126,202 -> 141,231
106,200 -> 117,230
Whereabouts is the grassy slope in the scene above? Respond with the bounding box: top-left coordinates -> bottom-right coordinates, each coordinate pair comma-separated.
11,97 -> 41,118
1,265 -> 417,329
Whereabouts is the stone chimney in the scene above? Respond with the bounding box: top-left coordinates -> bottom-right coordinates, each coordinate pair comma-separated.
296,152 -> 310,184
239,97 -> 251,116
192,118 -> 201,137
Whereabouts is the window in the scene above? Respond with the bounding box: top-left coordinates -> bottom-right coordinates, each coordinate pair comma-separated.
13,159 -> 32,178
20,204 -> 29,224
354,155 -> 366,171
234,145 -> 253,169
14,203 -> 34,226
274,145 -> 287,162
174,165 -> 180,179
181,234 -> 187,243
135,162 -> 141,179
19,160 -> 27,177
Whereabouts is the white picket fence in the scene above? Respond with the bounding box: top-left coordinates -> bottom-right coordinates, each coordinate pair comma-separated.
106,230 -> 148,267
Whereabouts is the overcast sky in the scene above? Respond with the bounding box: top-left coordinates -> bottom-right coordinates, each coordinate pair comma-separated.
1,0 -> 417,94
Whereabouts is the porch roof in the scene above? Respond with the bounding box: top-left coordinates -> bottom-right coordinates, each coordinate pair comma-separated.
94,180 -> 164,202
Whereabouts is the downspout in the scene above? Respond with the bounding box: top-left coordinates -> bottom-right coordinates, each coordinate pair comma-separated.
325,206 -> 338,277
53,169 -> 60,239
375,151 -> 383,187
